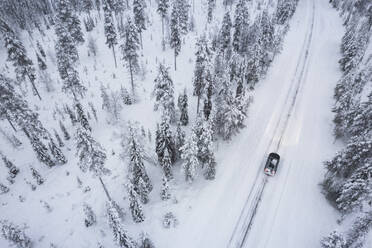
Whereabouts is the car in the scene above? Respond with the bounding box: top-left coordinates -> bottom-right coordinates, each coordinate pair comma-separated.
264,152 -> 280,176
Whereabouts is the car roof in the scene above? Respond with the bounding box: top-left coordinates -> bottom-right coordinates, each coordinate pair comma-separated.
268,152 -> 280,160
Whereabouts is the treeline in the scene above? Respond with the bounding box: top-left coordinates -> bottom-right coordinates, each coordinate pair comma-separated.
321,1 -> 372,248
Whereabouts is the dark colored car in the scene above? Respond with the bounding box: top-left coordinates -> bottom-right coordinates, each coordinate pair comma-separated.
264,152 -> 280,176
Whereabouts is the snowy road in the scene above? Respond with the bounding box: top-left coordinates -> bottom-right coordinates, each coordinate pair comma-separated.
169,0 -> 344,247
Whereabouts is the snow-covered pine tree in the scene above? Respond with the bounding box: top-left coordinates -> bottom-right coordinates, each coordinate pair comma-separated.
125,123 -> 152,203
345,211 -> 372,248
207,0 -> 216,23
83,203 -> 97,227
59,120 -> 71,140
232,0 -> 249,53
180,127 -> 199,183
0,19 -> 41,100
75,127 -> 109,176
120,85 -> 133,105
103,0 -> 118,67
177,89 -> 189,126
157,0 -> 169,45
75,102 -> 91,132
133,0 -> 146,48
160,176 -> 171,200
1,155 -> 19,181
321,231 -> 347,248
106,200 -> 136,248
127,183 -> 145,223
203,79 -> 213,120
55,0 -> 86,99
30,166 -> 44,185
54,129 -> 65,147
170,3 -> 181,70
153,63 -> 176,122
56,0 -> 84,44
199,120 -> 216,180
193,35 -> 213,113
259,11 -> 275,72
138,232 -> 156,248
275,0 -> 297,25
161,148 -> 173,180
48,138 -> 67,165
175,123 -> 185,160
36,53 -> 47,71
219,11 -> 232,54
0,220 -> 32,248
120,16 -> 140,94
176,0 -> 189,36
24,129 -> 55,167
156,113 -> 177,164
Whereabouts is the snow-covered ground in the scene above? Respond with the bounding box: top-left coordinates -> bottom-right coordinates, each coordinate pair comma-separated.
0,0 -> 349,247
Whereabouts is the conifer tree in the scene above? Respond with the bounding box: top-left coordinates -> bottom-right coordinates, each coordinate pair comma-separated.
75,127 -> 109,176
160,176 -> 171,200
177,89 -> 189,126
180,127 -> 199,183
0,220 -> 32,248
106,200 -> 136,248
75,102 -> 91,132
199,120 -> 216,180
30,166 -> 45,185
161,148 -> 173,180
207,0 -> 216,23
125,123 -> 152,203
83,203 -> 97,227
203,80 -> 213,120
0,19 -> 41,100
219,11 -> 232,54
175,123 -> 185,160
233,0 -> 249,53
170,3 -> 181,70
133,0 -> 146,48
153,63 -> 176,122
54,129 -> 65,147
48,138 -> 67,164
156,113 -> 177,164
127,183 -> 145,223
176,0 -> 189,36
193,35 -> 213,114
157,0 -> 169,45
103,0 -> 118,67
59,121 -> 71,140
24,129 -> 55,168
120,17 -> 140,94
55,0 -> 86,99
321,231 -> 347,248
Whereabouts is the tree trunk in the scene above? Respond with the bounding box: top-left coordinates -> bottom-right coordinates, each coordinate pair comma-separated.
112,45 -> 117,68
28,75 -> 42,100
196,95 -> 200,114
99,177 -> 112,201
6,117 -> 16,132
174,50 -> 177,71
129,60 -> 134,95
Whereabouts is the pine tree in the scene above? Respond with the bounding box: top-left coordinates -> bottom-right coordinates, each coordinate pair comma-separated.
75,127 -> 109,176
56,0 -> 84,44
36,53 -> 47,71
199,120 -> 216,180
48,138 -> 67,164
153,63 -> 176,122
170,3 -> 181,70
207,0 -> 216,23
203,80 -> 213,120
24,130 -> 55,167
106,200 -> 136,248
193,36 -> 213,113
180,127 -> 199,183
160,176 -> 171,200
0,220 -> 32,248
161,148 -> 173,180
220,11 -> 232,53
55,0 -> 86,99
177,89 -> 189,126
120,16 -> 140,94
120,86 -> 133,105
346,211 -> 372,248
175,123 -> 185,160
138,232 -> 156,248
1,155 -> 19,181
0,19 -> 41,100
30,166 -> 45,185
54,129 -> 65,147
321,231 -> 347,248
233,0 -> 249,53
176,0 -> 189,36
125,123 -> 152,203
156,113 -> 176,164
127,183 -> 145,223
103,0 -> 118,67
133,0 -> 146,48
75,102 -> 91,131
83,203 -> 97,227
157,0 -> 169,45
59,120 -> 71,140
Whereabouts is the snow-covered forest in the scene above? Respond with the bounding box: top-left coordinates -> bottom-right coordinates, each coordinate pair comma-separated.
0,0 -> 370,247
